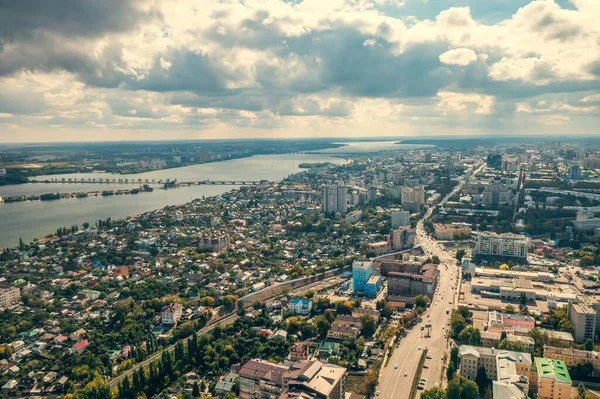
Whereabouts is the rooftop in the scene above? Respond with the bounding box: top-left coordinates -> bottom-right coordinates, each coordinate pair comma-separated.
534,357 -> 571,385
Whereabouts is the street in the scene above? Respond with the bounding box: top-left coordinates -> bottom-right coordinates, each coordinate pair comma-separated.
377,170 -> 476,399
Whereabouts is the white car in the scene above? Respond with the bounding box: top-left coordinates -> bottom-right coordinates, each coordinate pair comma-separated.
418,346 -> 422,350
394,364 -> 398,369
404,372 -> 408,377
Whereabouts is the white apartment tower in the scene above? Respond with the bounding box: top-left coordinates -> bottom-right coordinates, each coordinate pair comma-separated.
321,185 -> 348,214
391,209 -> 410,228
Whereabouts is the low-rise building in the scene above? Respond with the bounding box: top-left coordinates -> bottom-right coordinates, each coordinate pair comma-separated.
282,360 -> 346,399
544,346 -> 600,372
0,286 -> 20,308
239,359 -> 288,399
487,311 -> 535,334
289,299 -> 313,316
434,223 -> 472,240
161,303 -> 183,325
459,345 -> 532,382
459,346 -> 531,398
327,324 -> 359,341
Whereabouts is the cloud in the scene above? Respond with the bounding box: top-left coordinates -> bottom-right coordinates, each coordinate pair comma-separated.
541,114 -> 569,125
439,48 -> 478,66
0,0 -> 598,140
436,91 -> 495,115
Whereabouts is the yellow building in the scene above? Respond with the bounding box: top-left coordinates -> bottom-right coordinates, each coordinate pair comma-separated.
534,358 -> 572,399
543,346 -> 600,372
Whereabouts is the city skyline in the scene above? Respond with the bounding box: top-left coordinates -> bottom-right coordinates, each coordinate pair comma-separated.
1,0 -> 599,142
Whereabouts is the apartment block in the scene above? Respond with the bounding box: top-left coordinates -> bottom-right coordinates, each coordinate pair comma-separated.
459,346 -> 531,399
391,209 -> 410,228
534,358 -> 572,399
161,303 -> 183,325
289,299 -> 313,316
459,345 -> 532,382
0,286 -> 20,308
544,346 -> 600,372
568,302 -> 596,343
379,260 -> 438,301
434,222 -> 472,240
472,232 -> 530,263
239,359 -> 288,399
281,360 -> 346,399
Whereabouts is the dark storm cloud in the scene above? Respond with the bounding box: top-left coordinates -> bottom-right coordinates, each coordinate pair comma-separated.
0,0 -> 159,44
125,51 -> 230,94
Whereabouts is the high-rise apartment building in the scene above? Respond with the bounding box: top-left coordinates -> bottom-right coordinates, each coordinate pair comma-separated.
482,177 -> 514,206
321,185 -> 348,214
367,187 -> 378,204
568,302 -> 596,343
472,232 -> 530,263
352,261 -> 373,293
390,227 -> 416,251
401,186 -> 425,212
391,209 -> 410,228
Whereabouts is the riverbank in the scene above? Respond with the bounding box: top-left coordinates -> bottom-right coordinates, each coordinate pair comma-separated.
0,153 -> 344,249
1,185 -> 155,204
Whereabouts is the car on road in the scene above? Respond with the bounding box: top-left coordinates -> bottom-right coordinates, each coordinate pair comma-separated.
405,372 -> 408,377
418,346 -> 422,350
394,364 -> 398,369
426,354 -> 432,359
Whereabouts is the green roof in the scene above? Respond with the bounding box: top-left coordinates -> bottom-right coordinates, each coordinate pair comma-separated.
319,341 -> 340,352
534,357 -> 572,385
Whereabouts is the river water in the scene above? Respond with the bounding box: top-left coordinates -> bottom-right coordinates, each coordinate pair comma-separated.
0,154 -> 342,249
309,141 -> 433,153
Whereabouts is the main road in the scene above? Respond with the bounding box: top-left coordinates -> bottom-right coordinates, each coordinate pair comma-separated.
378,163 -> 483,399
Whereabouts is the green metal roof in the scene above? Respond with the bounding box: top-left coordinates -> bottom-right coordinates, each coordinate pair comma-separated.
534,357 -> 572,385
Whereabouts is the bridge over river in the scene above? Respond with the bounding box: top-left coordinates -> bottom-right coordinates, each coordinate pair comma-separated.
30,178 -> 268,186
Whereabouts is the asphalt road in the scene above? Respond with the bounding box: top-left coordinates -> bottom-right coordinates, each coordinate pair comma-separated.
377,168 -> 479,399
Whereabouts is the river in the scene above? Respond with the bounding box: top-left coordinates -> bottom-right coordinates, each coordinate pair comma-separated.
0,153 -> 343,250
309,141 -> 433,153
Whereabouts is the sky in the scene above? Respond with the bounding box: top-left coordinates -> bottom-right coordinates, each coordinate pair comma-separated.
0,0 -> 599,142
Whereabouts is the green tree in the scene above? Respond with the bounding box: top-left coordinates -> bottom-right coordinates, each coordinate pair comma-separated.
422,387 -> 447,399
414,295 -> 427,309
315,316 -> 331,338
520,292 -> 528,306
192,382 -> 200,397
361,315 -> 377,338
450,346 -> 459,366
475,366 -> 491,397
301,323 -> 317,339
458,327 -> 481,346
584,338 -> 594,351
451,313 -> 466,338
446,361 -> 457,381
497,338 -> 526,352
456,249 -> 466,263
504,304 -> 516,314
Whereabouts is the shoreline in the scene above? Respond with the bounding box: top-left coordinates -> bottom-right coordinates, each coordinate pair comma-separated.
0,143 -> 346,185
